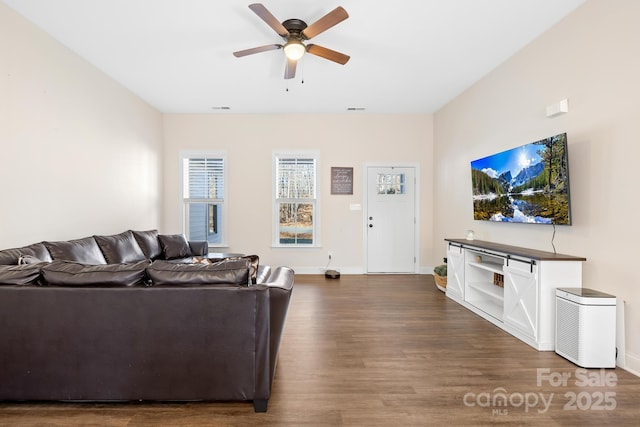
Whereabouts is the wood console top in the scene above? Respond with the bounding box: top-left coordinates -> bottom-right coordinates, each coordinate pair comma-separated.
445,238 -> 586,262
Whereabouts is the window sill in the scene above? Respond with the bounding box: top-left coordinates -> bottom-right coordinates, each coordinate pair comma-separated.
271,244 -> 321,249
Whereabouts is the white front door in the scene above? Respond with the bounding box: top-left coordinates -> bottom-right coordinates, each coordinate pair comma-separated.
366,166 -> 416,273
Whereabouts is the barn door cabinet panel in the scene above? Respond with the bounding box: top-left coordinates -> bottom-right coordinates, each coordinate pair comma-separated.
445,243 -> 466,302
445,239 -> 585,351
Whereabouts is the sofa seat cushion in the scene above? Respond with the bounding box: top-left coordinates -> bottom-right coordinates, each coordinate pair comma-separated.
0,264 -> 44,285
44,237 -> 107,264
158,234 -> 191,260
95,231 -> 146,264
41,260 -> 149,287
131,229 -> 162,260
146,259 -> 250,286
197,255 -> 260,285
0,242 -> 53,265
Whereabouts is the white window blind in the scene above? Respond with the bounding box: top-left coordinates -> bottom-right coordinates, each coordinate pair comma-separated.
183,157 -> 224,200
181,154 -> 226,246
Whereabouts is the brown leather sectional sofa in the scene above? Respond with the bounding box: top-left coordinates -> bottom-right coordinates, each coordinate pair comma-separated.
0,230 -> 294,412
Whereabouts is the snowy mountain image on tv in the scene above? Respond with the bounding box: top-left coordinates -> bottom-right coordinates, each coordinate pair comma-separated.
471,133 -> 571,225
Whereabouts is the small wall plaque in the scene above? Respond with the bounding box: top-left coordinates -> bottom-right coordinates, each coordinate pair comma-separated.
331,167 -> 353,195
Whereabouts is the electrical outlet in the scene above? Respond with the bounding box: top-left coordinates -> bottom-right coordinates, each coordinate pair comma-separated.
328,251 -> 332,260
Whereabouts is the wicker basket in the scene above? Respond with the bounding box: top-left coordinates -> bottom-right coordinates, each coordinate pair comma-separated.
434,273 -> 447,292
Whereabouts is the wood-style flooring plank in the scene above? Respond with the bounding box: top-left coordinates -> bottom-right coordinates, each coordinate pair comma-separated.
1,274 -> 639,426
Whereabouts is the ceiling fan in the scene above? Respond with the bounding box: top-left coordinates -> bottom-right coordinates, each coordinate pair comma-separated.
233,3 -> 350,79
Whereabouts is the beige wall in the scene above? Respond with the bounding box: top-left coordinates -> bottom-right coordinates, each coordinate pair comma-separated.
433,0 -> 640,373
163,114 -> 434,273
0,3 -> 164,247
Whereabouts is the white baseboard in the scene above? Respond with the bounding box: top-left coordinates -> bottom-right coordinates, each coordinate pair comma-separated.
292,266 -> 365,275
419,266 -> 435,275
624,351 -> 640,378
292,266 -> 434,275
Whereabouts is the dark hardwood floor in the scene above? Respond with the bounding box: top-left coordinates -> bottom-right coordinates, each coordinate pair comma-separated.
1,274 -> 639,426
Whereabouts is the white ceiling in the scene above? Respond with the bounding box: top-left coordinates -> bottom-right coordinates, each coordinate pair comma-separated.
3,0 -> 585,114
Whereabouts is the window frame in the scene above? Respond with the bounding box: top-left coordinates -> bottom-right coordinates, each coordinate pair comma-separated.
180,150 -> 228,248
272,150 -> 321,248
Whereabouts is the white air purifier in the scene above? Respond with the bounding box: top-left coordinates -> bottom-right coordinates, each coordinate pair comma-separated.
555,288 -> 616,368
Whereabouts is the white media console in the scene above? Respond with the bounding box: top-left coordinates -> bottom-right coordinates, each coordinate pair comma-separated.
445,238 -> 586,351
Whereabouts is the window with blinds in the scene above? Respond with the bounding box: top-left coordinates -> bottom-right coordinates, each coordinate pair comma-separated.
274,154 -> 319,246
181,154 -> 226,246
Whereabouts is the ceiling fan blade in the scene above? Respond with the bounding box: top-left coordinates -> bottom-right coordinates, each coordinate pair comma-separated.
302,6 -> 348,39
233,44 -> 281,57
248,3 -> 289,38
306,44 -> 350,65
284,58 -> 297,79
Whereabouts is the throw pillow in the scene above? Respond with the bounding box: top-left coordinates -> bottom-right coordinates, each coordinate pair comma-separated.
193,256 -> 213,264
244,254 -> 259,285
94,231 -> 146,264
158,234 -> 191,260
41,260 -> 149,287
18,255 -> 42,265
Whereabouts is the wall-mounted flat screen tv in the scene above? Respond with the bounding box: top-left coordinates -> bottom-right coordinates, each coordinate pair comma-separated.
470,132 -> 571,225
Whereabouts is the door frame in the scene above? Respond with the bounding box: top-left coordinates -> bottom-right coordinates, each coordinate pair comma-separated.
363,162 -> 420,274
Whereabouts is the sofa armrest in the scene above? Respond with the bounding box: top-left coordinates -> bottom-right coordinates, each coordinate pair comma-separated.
188,241 -> 208,256
261,265 -> 294,398
263,266 -> 294,291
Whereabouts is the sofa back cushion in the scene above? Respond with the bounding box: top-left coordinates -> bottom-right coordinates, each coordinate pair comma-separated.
41,260 -> 149,287
158,234 -> 192,260
44,237 -> 107,265
0,264 -> 44,285
131,230 -> 162,260
146,259 -> 250,286
0,242 -> 52,265
95,231 -> 146,264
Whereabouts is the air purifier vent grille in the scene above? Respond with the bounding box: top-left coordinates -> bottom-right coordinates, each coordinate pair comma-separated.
556,297 -> 580,362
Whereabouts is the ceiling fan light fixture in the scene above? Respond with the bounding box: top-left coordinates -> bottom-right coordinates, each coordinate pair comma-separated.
283,39 -> 306,60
